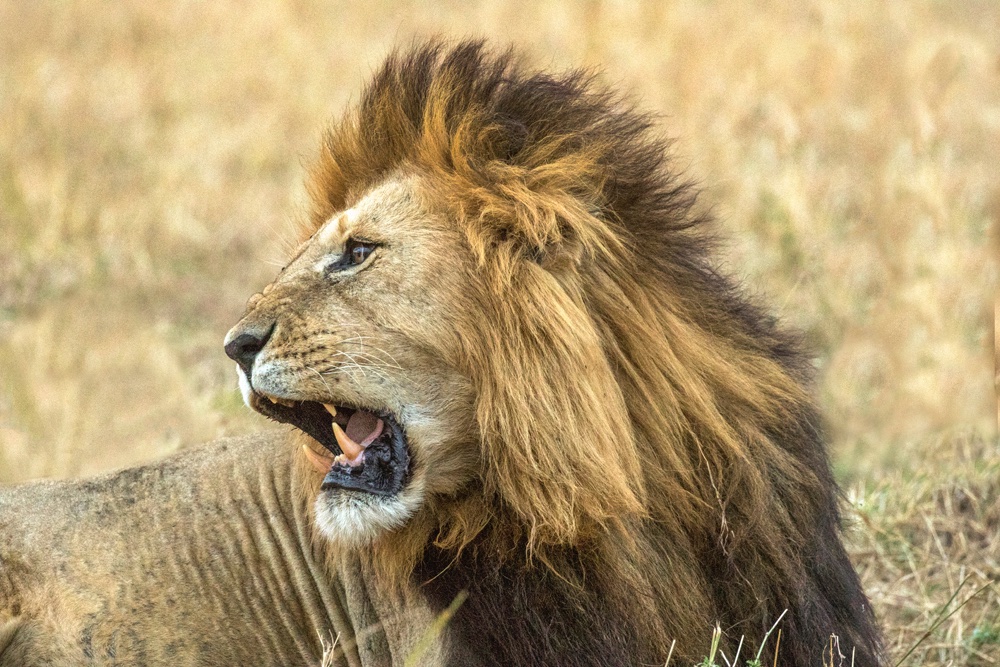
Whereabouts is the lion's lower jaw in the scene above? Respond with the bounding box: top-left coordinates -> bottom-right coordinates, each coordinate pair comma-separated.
314,481 -> 425,545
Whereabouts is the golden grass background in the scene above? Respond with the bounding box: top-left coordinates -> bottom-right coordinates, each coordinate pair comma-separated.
0,0 -> 997,663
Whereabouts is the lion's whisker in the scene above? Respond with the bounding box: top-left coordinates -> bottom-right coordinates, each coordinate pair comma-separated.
339,343 -> 402,369
328,333 -> 404,370
320,350 -> 395,377
303,365 -> 336,395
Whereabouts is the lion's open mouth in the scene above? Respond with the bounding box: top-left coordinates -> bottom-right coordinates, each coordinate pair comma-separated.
249,393 -> 410,496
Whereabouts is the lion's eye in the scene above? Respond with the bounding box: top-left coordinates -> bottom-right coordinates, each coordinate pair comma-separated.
350,241 -> 374,265
326,239 -> 378,275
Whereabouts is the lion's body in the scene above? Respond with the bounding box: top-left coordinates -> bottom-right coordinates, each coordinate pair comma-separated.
1,41 -> 884,666
0,435 -> 440,666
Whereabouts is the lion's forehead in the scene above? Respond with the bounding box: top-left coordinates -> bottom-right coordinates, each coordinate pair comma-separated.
317,206 -> 358,245
314,178 -> 421,248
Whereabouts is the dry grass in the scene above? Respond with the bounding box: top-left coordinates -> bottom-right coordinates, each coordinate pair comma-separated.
0,0 -> 996,664
849,434 -> 999,666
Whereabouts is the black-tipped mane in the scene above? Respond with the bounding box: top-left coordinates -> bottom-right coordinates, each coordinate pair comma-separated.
309,40 -> 885,667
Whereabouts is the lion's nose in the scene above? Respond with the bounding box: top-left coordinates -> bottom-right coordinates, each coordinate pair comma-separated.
224,323 -> 274,375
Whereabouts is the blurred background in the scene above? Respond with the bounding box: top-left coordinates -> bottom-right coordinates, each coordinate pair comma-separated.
0,1 -> 997,662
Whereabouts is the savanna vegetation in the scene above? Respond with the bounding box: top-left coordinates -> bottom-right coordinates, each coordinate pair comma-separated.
0,1 -> 996,664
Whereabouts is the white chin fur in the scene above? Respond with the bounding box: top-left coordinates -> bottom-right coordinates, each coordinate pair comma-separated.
314,480 -> 424,545
237,365 -> 253,407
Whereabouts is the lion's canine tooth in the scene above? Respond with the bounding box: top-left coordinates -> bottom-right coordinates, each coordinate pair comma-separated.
323,403 -> 338,417
301,444 -> 333,474
332,423 -> 364,460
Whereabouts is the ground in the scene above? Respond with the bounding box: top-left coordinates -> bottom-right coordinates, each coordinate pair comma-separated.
0,1 -> 996,664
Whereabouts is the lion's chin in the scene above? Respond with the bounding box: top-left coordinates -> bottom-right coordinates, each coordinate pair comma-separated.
314,479 -> 426,544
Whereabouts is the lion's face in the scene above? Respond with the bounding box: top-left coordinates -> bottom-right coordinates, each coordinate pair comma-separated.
225,176 -> 479,543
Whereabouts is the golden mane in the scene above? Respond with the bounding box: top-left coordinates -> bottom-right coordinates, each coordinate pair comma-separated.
305,41 -> 883,666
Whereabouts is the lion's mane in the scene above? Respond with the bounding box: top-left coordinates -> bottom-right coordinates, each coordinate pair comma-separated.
306,41 -> 883,666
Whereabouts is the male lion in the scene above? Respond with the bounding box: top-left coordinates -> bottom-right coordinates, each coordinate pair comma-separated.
0,41 -> 884,666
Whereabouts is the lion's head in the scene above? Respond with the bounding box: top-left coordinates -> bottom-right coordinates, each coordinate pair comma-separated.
226,41 -> 881,665
224,44 -> 666,550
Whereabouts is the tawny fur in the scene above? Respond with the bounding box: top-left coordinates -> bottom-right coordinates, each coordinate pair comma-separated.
305,41 -> 884,666
0,40 -> 884,667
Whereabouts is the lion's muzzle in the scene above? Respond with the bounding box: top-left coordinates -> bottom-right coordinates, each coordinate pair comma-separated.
224,316 -> 412,498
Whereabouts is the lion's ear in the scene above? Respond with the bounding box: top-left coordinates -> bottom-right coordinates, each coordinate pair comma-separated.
469,264 -> 646,549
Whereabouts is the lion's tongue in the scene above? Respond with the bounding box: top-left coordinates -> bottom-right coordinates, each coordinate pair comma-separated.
347,410 -> 383,447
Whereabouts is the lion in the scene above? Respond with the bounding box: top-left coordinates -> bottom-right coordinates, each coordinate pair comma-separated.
0,41 -> 884,666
